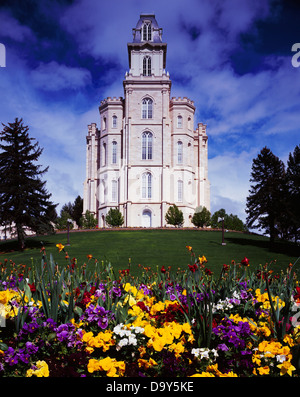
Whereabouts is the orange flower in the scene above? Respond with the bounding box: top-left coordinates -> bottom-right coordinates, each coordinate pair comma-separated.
56,243 -> 65,252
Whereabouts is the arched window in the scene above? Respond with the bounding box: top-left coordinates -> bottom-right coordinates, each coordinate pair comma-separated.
178,180 -> 183,202
142,131 -> 153,160
142,22 -> 152,41
142,172 -> 152,199
143,56 -> 151,76
177,141 -> 183,164
142,98 -> 153,119
112,141 -> 117,164
112,115 -> 117,128
177,115 -> 183,128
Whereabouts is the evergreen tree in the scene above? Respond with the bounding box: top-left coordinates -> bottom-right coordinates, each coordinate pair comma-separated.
105,208 -> 124,227
72,195 -> 83,227
0,118 -> 56,248
165,205 -> 184,227
286,145 -> 300,242
246,147 -> 286,244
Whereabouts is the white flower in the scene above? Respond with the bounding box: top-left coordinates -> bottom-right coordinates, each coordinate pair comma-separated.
276,354 -> 287,363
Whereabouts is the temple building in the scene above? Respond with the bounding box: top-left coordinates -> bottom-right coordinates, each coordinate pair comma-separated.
83,14 -> 210,227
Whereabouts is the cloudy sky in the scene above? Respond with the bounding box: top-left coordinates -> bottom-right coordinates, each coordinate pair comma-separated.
0,0 -> 299,224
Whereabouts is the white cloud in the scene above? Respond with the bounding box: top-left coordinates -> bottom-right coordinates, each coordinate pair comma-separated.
208,149 -> 257,221
30,61 -> 92,91
0,10 -> 34,42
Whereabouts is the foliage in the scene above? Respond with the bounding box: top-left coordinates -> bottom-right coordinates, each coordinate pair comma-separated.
165,205 -> 184,227
246,145 -> 300,243
191,206 -> 211,228
0,244 -> 299,378
0,118 -> 56,249
80,210 -> 97,229
285,145 -> 300,242
55,210 -> 74,231
210,208 -> 247,232
105,208 -> 124,228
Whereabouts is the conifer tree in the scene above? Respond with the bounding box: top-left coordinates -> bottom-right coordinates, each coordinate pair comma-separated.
286,145 -> 300,242
0,118 -> 56,248
246,147 -> 286,244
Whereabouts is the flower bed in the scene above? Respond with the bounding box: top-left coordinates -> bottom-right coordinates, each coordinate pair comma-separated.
0,244 -> 299,377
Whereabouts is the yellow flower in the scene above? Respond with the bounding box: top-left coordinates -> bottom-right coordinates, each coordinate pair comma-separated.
138,358 -> 158,369
26,361 -> 49,377
87,357 -> 125,377
277,361 -> 296,376
257,366 -> 270,376
87,358 -> 101,373
190,372 -> 215,377
56,243 -> 65,252
169,342 -> 185,357
0,290 -> 18,305
283,334 -> 294,347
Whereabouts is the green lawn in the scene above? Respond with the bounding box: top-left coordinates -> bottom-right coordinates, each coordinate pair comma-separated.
0,229 -> 299,276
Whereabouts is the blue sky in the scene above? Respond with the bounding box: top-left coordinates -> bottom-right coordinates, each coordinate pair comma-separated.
0,0 -> 299,223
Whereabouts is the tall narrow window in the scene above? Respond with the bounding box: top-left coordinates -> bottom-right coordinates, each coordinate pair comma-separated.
177,115 -> 183,128
142,172 -> 152,199
142,22 -> 152,41
142,98 -> 153,119
178,180 -> 183,202
112,141 -> 117,164
177,141 -> 183,164
112,180 -> 117,202
142,132 -> 153,160
143,56 -> 151,76
102,143 -> 107,166
112,115 -> 117,128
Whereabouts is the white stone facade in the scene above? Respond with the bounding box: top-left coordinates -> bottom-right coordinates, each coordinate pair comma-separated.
83,14 -> 210,227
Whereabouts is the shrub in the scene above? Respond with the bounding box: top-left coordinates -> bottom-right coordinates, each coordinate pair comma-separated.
165,205 -> 184,227
105,208 -> 124,227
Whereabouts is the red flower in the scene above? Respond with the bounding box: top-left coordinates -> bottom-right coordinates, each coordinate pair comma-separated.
188,264 -> 198,273
161,266 -> 166,273
222,264 -> 229,271
294,286 -> 300,302
241,257 -> 250,267
205,267 -> 212,276
28,283 -> 36,293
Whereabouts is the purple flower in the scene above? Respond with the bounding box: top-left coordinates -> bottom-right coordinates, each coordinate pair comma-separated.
25,341 -> 39,355
4,347 -> 18,366
18,349 -> 30,364
22,321 -> 40,334
218,343 -> 229,351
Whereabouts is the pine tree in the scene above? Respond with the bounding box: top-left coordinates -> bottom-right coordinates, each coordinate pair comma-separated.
0,118 -> 56,249
246,147 -> 286,244
286,145 -> 300,242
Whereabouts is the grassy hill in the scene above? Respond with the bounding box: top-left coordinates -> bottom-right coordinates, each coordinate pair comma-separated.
1,229 -> 299,277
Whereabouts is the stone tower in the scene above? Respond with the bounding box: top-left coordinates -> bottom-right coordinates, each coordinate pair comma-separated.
83,14 -> 210,227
